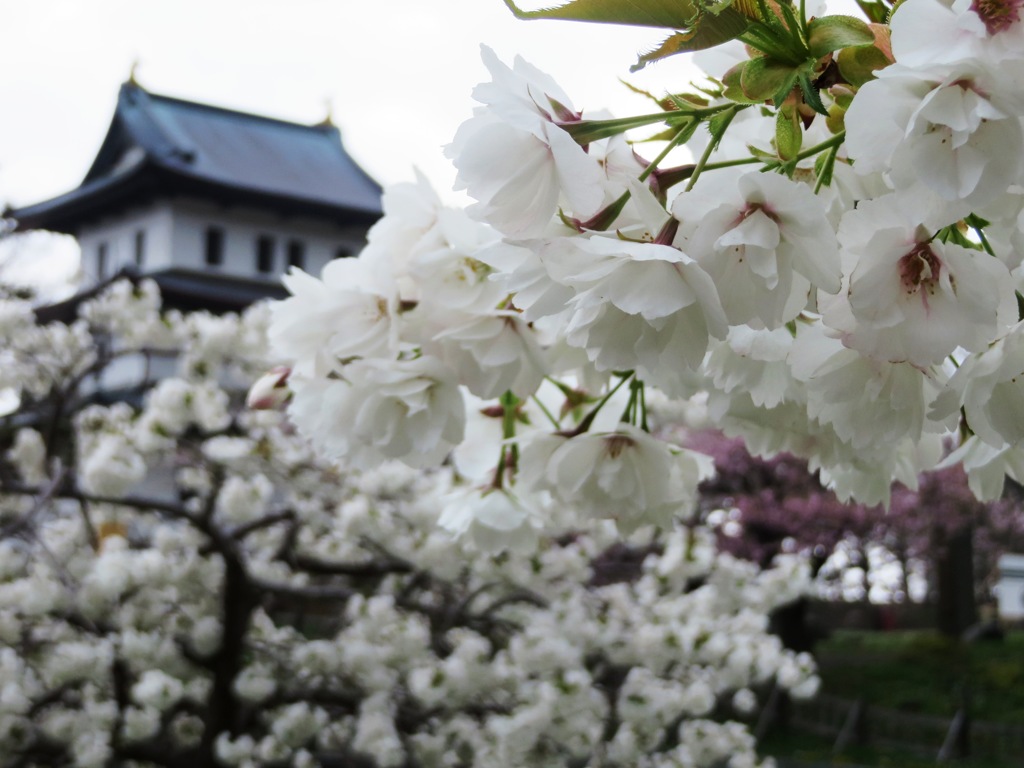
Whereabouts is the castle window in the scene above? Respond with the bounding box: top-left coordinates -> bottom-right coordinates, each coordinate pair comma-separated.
205,227 -> 225,266
287,240 -> 305,271
256,235 -> 275,274
97,242 -> 109,279
134,230 -> 146,268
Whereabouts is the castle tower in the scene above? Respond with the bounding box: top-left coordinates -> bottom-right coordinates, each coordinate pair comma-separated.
4,80 -> 382,313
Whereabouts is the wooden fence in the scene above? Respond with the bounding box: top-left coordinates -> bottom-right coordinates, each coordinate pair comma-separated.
777,692 -> 1024,761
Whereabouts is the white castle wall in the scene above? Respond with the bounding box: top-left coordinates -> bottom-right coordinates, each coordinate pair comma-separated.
76,198 -> 366,287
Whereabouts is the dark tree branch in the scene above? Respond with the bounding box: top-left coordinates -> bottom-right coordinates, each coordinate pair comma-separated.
229,509 -> 296,540
252,577 -> 354,602
0,466 -> 67,540
288,551 -> 414,579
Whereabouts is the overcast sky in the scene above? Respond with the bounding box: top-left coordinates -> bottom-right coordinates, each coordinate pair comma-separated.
1,0 -> 706,208
0,0 -> 708,291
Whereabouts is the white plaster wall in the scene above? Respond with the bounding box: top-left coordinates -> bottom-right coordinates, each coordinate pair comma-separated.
78,203 -> 175,283
77,349 -> 179,399
75,198 -> 368,289
994,579 -> 1024,620
168,199 -> 367,282
995,554 -> 1024,620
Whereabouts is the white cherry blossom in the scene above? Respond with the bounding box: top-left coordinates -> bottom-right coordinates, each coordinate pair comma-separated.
270,257 -> 399,377
446,46 -> 605,237
789,322 -> 946,452
432,311 -> 547,400
545,234 -> 728,394
519,425 -> 714,533
939,434 -> 1024,500
824,193 -> 1017,367
437,488 -> 541,552
674,171 -> 841,328
705,326 -> 801,409
288,356 -> 465,468
845,63 -> 1024,211
931,320 -> 1024,448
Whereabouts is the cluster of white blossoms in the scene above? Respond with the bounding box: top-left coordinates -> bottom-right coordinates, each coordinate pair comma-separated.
266,0 -> 1024,516
0,279 -> 817,767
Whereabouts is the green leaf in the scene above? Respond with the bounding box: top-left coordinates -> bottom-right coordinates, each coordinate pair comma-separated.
836,44 -> 890,85
747,144 -> 778,163
740,21 -> 801,62
630,9 -> 751,71
741,56 -> 798,102
806,15 -> 875,58
635,115 -> 702,143
775,105 -> 802,161
503,0 -> 702,27
814,145 -> 837,187
835,25 -> 893,86
618,82 -> 709,112
854,0 -> 890,23
965,213 -> 992,229
707,109 -> 736,137
663,91 -> 710,110
775,2 -> 806,48
501,0 -> 751,71
798,74 -> 828,115
558,111 -> 693,144
618,79 -> 668,108
722,62 -> 766,104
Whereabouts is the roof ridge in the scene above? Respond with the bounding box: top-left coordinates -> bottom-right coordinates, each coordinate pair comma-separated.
11,83 -> 382,233
132,84 -> 336,134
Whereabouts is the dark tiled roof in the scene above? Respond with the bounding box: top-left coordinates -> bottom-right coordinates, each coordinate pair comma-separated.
151,268 -> 288,313
7,83 -> 383,233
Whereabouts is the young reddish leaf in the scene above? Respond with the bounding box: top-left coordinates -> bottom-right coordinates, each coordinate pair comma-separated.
502,0 -> 750,72
630,10 -> 751,71
503,0 -> 702,27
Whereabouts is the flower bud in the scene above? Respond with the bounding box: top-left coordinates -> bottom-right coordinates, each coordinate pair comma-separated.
246,366 -> 291,410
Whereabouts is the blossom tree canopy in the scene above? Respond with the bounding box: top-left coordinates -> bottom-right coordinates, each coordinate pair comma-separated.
4,0 -> 1024,763
0,279 -> 817,767
695,430 -> 1024,604
262,0 -> 1024,545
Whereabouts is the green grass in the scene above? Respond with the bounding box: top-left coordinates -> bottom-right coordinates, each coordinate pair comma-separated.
814,630 -> 1024,724
761,730 -> 1015,768
759,630 -> 1024,768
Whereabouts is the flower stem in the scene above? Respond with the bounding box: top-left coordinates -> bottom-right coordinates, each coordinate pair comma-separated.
560,102 -> 739,145
620,378 -> 649,430
701,156 -> 763,172
685,105 -> 742,192
813,141 -> 840,194
569,120 -> 698,232
532,394 -> 561,430
492,391 -> 521,489
638,122 -> 696,183
566,373 -> 633,437
766,131 -> 846,172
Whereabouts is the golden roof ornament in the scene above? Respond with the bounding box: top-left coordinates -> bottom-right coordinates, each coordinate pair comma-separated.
317,98 -> 336,128
127,59 -> 142,87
